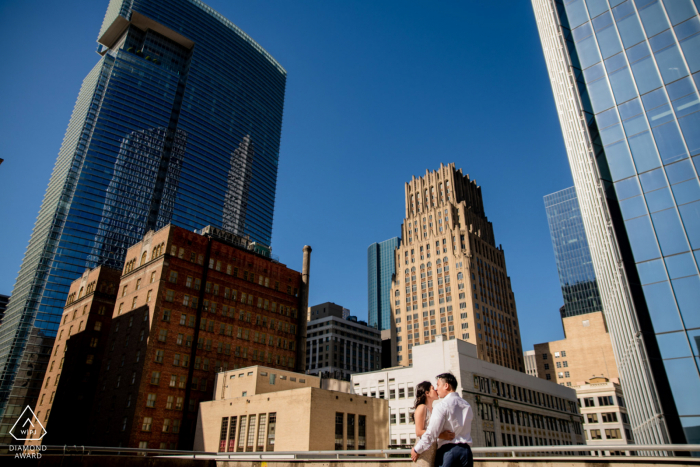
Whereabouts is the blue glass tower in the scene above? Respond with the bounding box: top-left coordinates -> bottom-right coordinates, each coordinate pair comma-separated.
0,0 -> 286,441
533,0 -> 700,446
544,187 -> 603,318
368,237 -> 400,331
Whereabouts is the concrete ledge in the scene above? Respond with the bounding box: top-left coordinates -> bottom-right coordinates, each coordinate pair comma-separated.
11,457 -> 699,467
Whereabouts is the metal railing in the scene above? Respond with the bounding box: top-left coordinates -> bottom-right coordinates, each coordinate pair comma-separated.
1,444 -> 699,461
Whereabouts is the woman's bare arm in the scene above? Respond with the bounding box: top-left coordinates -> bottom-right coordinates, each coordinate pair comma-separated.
414,405 -> 427,438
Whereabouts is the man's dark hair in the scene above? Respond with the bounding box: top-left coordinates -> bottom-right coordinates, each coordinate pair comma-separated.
436,373 -> 458,392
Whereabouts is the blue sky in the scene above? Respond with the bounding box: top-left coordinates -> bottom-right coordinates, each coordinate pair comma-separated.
0,0 -> 575,351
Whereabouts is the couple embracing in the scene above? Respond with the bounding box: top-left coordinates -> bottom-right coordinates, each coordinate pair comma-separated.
410,373 -> 474,467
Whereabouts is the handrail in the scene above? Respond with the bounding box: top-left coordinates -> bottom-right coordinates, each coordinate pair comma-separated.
2,444 -> 699,459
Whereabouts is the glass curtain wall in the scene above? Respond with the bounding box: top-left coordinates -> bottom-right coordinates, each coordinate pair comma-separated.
557,0 -> 700,445
368,237 -> 400,330
0,0 -> 287,442
544,187 -> 604,317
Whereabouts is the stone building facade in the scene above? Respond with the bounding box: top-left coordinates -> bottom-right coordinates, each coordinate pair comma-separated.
534,311 -> 619,387
391,163 -> 524,371
194,365 -> 388,452
352,335 -> 584,449
82,224 -> 310,449
524,350 -> 538,377
306,302 -> 381,381
27,266 -> 121,445
574,377 -> 634,453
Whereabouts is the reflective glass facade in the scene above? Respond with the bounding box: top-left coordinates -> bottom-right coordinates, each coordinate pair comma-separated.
368,237 -> 400,331
0,0 -> 286,441
544,187 -> 603,317
534,0 -> 700,446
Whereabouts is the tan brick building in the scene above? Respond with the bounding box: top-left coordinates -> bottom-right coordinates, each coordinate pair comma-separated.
194,366 -> 388,452
81,224 -> 310,450
27,265 -> 121,445
534,311 -> 619,387
391,163 -> 524,371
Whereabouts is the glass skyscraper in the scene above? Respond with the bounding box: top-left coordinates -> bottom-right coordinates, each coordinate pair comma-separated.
368,237 -> 400,331
544,187 -> 603,318
0,0 -> 286,441
532,0 -> 699,446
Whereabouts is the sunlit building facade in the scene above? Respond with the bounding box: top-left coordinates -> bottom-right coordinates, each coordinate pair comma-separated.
532,0 -> 699,446
0,0 -> 286,442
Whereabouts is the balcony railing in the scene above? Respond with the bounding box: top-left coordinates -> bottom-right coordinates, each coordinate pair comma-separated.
1,444 -> 699,461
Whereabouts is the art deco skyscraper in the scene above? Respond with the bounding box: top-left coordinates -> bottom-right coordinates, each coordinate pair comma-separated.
368,237 -> 400,331
544,187 -> 603,318
0,0 -> 286,441
532,0 -> 699,445
391,163 -> 524,372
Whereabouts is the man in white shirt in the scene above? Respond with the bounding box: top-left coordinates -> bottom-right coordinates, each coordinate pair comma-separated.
411,373 -> 473,467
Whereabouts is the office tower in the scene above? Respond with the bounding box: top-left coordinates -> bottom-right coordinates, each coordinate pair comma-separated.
0,0 -> 287,441
544,187 -> 604,318
367,237 -> 400,330
531,0 -> 699,445
306,303 -> 382,381
28,266 -> 121,446
352,335 -> 584,449
0,295 -> 9,328
391,163 -> 524,371
65,224 -> 307,449
524,350 -> 539,377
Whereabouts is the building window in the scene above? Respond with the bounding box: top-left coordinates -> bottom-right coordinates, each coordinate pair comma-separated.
589,429 -> 601,440
267,413 -> 276,451
347,414 -> 355,450
142,417 -> 153,431
602,412 -> 618,423
335,413 -> 344,450
605,429 -> 621,439
146,393 -> 157,408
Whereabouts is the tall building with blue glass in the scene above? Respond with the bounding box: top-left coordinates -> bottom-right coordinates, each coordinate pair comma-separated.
368,237 -> 400,330
533,0 -> 699,447
544,187 -> 603,318
0,0 -> 286,441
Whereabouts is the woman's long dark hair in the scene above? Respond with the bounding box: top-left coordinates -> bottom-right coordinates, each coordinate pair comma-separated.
410,381 -> 432,422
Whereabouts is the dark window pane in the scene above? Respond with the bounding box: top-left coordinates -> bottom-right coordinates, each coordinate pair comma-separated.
671,178 -> 700,205
654,43 -> 690,84
638,0 -> 671,37
665,158 -> 695,184
565,0 -> 591,29
607,141 -> 638,181
637,258 -> 667,284
678,200 -> 700,249
652,121 -> 689,164
626,214 -> 662,261
664,252 -> 697,279
642,281 -> 683,332
645,187 -> 674,212
629,130 -> 662,172
661,0 -> 696,25
678,111 -> 700,156
656,331 -> 692,359
662,358 -> 700,415
651,208 -> 690,255
630,55 -> 663,94
672,275 -> 700,328
621,194 -> 649,219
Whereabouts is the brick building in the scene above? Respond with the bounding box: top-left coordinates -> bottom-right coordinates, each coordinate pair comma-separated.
84,224 -> 310,449
534,311 -> 619,387
28,266 -> 121,445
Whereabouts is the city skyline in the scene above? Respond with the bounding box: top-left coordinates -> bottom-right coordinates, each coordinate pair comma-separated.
1,2 -> 585,358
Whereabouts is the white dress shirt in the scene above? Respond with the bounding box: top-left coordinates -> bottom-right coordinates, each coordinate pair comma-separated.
414,392 -> 474,454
